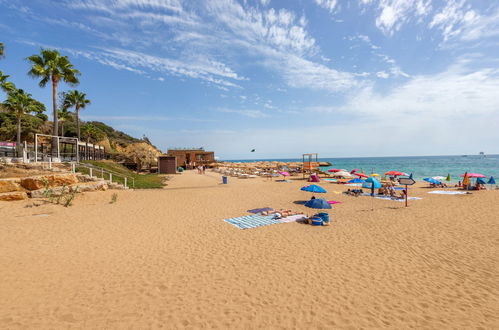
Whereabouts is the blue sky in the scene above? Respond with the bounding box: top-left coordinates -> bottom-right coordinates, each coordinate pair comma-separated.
1,0 -> 499,159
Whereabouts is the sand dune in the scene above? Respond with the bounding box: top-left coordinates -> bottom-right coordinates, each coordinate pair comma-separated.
1,170 -> 498,329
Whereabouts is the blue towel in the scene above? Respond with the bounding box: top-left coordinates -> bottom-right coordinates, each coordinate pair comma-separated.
224,215 -> 281,230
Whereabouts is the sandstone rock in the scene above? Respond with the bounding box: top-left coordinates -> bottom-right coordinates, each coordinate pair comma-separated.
0,191 -> 28,201
0,179 -> 23,193
49,174 -> 79,186
29,181 -> 108,198
20,174 -> 79,190
20,177 -> 45,190
108,182 -> 126,190
75,181 -> 108,192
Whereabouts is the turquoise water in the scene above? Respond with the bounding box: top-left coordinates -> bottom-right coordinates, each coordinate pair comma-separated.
226,155 -> 499,181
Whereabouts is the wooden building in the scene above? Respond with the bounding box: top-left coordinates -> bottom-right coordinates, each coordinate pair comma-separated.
158,156 -> 177,174
166,148 -> 215,169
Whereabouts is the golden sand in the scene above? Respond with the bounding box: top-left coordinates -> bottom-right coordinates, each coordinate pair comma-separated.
1,170 -> 498,328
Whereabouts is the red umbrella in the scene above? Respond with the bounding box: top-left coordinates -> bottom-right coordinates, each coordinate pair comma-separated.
350,168 -> 358,174
355,173 -> 368,178
328,168 -> 341,173
384,171 -> 408,177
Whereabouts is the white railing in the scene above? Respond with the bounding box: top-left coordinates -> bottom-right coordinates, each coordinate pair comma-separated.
73,162 -> 134,188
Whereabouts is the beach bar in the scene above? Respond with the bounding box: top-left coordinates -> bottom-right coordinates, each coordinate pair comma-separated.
166,148 -> 215,169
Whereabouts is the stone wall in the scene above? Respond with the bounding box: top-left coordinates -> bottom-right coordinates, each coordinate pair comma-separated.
0,173 -> 113,201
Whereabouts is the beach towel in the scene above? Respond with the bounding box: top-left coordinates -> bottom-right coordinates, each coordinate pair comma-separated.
224,215 -> 281,229
374,196 -> 422,202
323,178 -> 337,182
328,200 -> 341,204
279,214 -> 308,223
427,191 -> 466,195
345,183 -> 362,187
247,207 -> 273,214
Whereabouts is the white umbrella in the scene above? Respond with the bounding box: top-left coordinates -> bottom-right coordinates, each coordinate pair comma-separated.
335,171 -> 353,178
432,176 -> 446,181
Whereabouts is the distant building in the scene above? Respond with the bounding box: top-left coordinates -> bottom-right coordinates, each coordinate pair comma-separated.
166,148 -> 215,169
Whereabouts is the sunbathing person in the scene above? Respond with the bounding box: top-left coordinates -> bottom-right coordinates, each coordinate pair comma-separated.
397,189 -> 407,200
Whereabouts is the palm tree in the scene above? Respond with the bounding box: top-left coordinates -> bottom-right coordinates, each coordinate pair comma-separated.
62,90 -> 90,140
3,88 -> 46,154
58,108 -> 72,136
81,123 -> 104,143
0,71 -> 15,93
26,49 -> 80,156
0,42 -> 4,58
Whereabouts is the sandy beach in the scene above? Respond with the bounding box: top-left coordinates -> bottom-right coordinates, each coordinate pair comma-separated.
1,169 -> 498,329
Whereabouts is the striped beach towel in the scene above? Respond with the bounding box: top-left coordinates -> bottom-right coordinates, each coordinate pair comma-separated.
224,215 -> 281,230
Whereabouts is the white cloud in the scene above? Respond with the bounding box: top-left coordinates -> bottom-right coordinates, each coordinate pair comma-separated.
430,1 -> 499,43
369,0 -> 432,35
376,71 -> 389,78
342,58 -> 499,120
218,108 -> 270,118
314,0 -> 338,14
275,54 -> 360,91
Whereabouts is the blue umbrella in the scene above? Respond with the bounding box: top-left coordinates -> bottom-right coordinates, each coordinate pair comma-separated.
363,177 -> 382,188
476,178 -> 486,185
423,178 -> 441,185
363,177 -> 381,195
487,176 -> 496,185
300,184 -> 327,193
304,198 -> 332,209
348,178 -> 365,184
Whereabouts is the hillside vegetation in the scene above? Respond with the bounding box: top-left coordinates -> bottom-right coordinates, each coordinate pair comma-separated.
79,160 -> 167,189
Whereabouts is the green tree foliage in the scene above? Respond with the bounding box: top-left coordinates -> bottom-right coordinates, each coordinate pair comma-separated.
80,123 -> 105,143
36,113 -> 49,122
0,71 -> 16,93
26,49 -> 80,148
0,112 -> 45,143
0,42 -> 4,58
58,107 -> 73,136
61,89 -> 90,140
2,89 -> 46,148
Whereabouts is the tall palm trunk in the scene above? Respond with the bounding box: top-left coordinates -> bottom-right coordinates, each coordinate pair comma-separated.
16,113 -> 22,157
51,77 -> 59,157
76,105 -> 81,140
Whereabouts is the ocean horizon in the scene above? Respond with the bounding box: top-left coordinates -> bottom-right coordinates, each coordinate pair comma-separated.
224,154 -> 499,181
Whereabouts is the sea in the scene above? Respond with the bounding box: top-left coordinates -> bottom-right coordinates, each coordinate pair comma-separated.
226,154 -> 499,181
